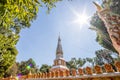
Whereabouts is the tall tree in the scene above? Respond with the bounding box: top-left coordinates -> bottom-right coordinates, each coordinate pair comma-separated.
17,58 -> 38,75
0,0 -> 61,78
86,57 -> 94,67
77,58 -> 86,68
90,13 -> 117,53
95,49 -> 114,65
66,58 -> 77,69
0,0 -> 61,33
0,33 -> 18,77
4,63 -> 18,78
66,58 -> 87,69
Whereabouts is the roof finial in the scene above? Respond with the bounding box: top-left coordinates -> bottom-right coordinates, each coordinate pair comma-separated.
93,1 -> 103,12
58,32 -> 61,41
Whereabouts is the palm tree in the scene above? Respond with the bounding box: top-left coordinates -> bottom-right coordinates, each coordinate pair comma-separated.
66,58 -> 77,69
39,64 -> 51,73
77,58 -> 86,68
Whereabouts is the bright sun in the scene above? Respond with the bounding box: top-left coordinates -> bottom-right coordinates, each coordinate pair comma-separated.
74,13 -> 89,25
71,7 -> 90,26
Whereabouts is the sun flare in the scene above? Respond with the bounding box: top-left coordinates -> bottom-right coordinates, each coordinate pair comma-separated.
70,7 -> 90,27
73,13 -> 89,25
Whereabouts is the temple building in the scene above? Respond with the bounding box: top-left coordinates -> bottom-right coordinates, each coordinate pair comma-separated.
50,36 -> 69,71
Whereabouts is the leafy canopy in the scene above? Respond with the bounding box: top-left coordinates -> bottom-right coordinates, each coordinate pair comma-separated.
0,33 -> 19,77
0,0 -> 62,78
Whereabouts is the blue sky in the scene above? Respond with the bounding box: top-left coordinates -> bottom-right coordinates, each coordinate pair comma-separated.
16,0 -> 103,67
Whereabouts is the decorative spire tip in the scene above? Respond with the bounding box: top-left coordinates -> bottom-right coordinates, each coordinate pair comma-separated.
58,32 -> 61,41
93,1 -> 102,12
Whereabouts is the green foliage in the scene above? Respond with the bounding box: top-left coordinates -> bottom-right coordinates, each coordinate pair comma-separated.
0,0 -> 61,33
89,0 -> 120,53
90,14 -> 117,52
1,58 -> 39,77
39,64 -> 51,73
113,57 -> 120,61
4,63 -> 18,78
95,49 -> 114,65
76,58 -> 86,68
0,33 -> 18,77
17,58 -> 38,75
0,0 -> 61,78
111,0 -> 120,14
41,0 -> 62,13
0,0 -> 40,34
94,49 -> 119,71
0,0 -> 40,77
66,58 -> 86,69
86,57 -> 94,66
103,0 -> 120,15
66,58 -> 77,69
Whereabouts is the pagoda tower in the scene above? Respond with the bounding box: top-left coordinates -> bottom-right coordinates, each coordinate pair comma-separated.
50,35 -> 69,71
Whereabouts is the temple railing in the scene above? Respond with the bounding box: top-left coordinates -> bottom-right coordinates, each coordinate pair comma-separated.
28,72 -> 120,80
1,61 -> 120,80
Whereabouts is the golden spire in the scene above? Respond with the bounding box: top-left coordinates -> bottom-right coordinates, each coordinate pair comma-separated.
93,1 -> 103,12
